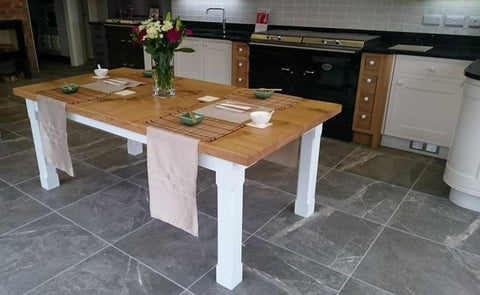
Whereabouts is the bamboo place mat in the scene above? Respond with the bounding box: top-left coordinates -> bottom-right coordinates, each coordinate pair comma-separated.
225,89 -> 305,110
146,110 -> 244,142
36,87 -> 107,104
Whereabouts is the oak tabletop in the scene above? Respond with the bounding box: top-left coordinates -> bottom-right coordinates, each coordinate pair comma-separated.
13,68 -> 341,166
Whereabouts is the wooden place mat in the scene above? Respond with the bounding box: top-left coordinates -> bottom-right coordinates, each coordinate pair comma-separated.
146,111 -> 244,142
225,89 -> 304,110
37,87 -> 106,104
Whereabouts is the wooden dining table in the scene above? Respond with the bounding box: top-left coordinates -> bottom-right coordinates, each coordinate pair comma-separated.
13,68 -> 341,290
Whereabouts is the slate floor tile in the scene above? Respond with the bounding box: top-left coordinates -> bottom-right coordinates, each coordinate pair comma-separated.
190,237 -> 346,295
84,145 -> 147,179
0,128 -> 33,159
354,227 -> 480,295
319,137 -> 358,168
412,163 -> 450,198
59,181 -> 151,243
68,129 -> 125,161
127,167 -> 216,193
336,148 -> 427,188
0,187 -> 50,235
0,178 -> 9,192
316,170 -> 408,224
0,213 -> 107,295
28,247 -> 183,295
0,149 -> 39,184
0,104 -> 27,125
197,180 -> 294,233
257,204 -> 382,274
389,191 -> 480,256
339,278 -> 392,295
115,214 -> 218,287
17,160 -> 122,210
246,160 -> 330,194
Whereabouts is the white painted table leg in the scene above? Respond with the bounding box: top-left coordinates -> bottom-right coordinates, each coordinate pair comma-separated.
25,99 -> 60,190
215,159 -> 245,290
295,124 -> 323,217
127,139 -> 143,155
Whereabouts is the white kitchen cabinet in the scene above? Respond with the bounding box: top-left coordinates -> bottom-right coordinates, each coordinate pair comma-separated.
384,55 -> 470,148
174,37 -> 232,85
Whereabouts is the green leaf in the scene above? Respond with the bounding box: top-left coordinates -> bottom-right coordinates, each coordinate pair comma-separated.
175,47 -> 195,53
165,11 -> 171,21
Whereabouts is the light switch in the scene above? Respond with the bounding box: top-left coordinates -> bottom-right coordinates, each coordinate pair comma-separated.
445,15 -> 465,26
423,14 -> 442,25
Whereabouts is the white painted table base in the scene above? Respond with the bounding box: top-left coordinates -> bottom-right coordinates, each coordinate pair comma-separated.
25,98 -> 324,290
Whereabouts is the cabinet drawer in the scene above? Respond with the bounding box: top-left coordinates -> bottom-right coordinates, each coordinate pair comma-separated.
233,42 -> 249,57
233,57 -> 248,75
363,55 -> 382,71
357,93 -> 375,113
396,56 -> 469,79
358,75 -> 377,93
233,73 -> 247,87
354,111 -> 372,130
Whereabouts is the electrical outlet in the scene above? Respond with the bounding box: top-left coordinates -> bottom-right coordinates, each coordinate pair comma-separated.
423,14 -> 442,25
445,15 -> 465,26
469,16 -> 480,28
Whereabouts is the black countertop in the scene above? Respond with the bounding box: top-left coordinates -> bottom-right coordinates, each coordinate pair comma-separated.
183,21 -> 480,61
465,59 -> 480,80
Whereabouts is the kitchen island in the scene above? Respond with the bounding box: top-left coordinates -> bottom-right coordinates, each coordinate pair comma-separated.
12,68 -> 341,290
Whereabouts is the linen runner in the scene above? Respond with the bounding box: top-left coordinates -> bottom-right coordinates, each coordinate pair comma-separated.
37,94 -> 74,176
147,126 -> 199,236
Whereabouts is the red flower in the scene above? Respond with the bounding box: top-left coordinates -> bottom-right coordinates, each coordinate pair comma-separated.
132,25 -> 138,32
166,29 -> 181,43
184,28 -> 193,36
138,29 -> 147,41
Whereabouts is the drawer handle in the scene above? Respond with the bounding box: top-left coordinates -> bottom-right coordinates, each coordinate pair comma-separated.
369,60 -> 375,66
280,67 -> 291,72
361,114 -> 367,120
238,62 -> 243,67
237,77 -> 243,82
397,80 -> 404,85
363,96 -> 369,102
366,78 -> 372,83
238,47 -> 243,52
428,67 -> 436,72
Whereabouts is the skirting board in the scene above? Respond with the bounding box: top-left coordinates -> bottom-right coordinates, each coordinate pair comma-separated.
380,135 -> 449,159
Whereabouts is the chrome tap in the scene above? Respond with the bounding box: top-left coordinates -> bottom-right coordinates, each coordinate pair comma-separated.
206,8 -> 226,36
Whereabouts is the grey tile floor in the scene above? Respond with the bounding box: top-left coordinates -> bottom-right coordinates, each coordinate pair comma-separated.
1,61 -> 480,294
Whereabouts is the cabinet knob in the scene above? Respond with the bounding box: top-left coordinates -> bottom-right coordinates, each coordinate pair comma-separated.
238,62 -> 243,67
237,77 -> 243,82
238,47 -> 243,52
369,60 -> 375,66
366,78 -> 372,83
204,43 -> 207,47
194,42 -> 198,46
428,67 -> 436,72
397,80 -> 404,85
363,96 -> 369,102
361,114 -> 367,120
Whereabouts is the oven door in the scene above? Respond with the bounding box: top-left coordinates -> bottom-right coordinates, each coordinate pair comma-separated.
248,44 -> 295,93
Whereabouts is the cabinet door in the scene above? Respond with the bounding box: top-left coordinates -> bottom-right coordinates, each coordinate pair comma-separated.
203,40 -> 232,85
174,38 -> 203,80
384,73 -> 464,147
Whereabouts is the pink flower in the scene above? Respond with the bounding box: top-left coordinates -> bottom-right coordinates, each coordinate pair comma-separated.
166,29 -> 181,43
132,26 -> 138,32
138,29 -> 147,42
184,28 -> 193,36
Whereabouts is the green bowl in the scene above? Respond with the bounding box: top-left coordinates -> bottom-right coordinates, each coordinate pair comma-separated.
59,84 -> 79,94
179,112 -> 204,126
254,90 -> 273,99
143,70 -> 153,77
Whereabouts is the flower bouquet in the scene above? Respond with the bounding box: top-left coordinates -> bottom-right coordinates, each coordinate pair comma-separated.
131,12 -> 194,97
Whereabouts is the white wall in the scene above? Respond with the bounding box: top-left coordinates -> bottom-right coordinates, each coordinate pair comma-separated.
172,0 -> 480,36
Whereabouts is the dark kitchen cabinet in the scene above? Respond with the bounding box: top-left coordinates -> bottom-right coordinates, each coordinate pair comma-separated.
90,23 -> 109,68
104,24 -> 144,69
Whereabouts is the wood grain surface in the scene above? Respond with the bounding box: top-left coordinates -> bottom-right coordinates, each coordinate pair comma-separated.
13,68 -> 341,166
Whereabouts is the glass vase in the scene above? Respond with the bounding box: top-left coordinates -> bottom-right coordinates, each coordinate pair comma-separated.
152,52 -> 175,97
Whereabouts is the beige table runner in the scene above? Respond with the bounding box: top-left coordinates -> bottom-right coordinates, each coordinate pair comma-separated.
37,94 -> 74,176
147,126 -> 199,236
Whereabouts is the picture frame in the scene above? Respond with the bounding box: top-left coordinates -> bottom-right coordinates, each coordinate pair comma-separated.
149,7 -> 160,19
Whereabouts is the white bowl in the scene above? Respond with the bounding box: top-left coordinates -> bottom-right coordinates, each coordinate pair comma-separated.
94,68 -> 109,77
250,111 -> 272,126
